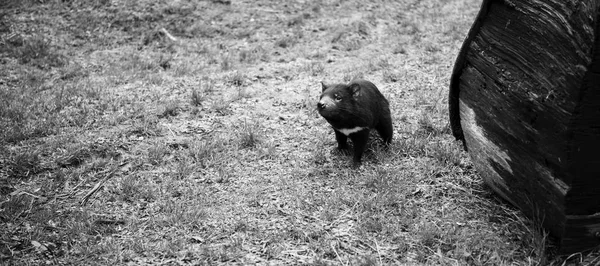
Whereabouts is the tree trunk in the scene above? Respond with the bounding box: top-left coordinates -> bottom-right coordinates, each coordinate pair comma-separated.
450,0 -> 600,254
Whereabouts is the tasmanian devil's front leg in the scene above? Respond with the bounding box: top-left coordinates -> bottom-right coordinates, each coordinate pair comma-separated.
349,129 -> 370,166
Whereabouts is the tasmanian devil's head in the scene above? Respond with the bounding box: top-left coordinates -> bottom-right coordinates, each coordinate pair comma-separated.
317,81 -> 361,122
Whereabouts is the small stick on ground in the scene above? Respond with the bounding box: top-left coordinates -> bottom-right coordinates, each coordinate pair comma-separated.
80,162 -> 129,205
161,28 -> 178,42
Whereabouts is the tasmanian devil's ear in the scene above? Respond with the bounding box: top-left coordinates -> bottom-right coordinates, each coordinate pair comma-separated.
320,81 -> 328,92
348,83 -> 361,98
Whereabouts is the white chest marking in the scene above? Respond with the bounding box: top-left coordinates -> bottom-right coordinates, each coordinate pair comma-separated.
337,127 -> 366,135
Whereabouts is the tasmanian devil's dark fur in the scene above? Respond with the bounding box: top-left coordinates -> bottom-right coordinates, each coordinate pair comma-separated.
317,79 -> 393,166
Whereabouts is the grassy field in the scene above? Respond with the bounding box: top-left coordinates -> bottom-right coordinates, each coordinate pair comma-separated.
1,0 -> 599,265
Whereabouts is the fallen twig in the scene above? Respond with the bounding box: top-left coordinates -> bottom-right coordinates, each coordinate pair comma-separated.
160,28 -> 178,42
93,219 -> 126,225
80,162 -> 129,205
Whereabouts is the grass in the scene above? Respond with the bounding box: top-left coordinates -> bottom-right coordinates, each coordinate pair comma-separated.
1,0 -> 599,265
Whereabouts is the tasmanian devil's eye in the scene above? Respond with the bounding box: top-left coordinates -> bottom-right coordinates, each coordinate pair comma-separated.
334,94 -> 342,101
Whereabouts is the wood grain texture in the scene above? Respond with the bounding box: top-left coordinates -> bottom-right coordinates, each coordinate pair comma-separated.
450,0 -> 600,253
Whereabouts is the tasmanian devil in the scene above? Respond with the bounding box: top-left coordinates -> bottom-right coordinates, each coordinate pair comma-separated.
317,79 -> 393,166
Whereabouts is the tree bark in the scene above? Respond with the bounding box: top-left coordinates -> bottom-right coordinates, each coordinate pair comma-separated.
450,0 -> 600,254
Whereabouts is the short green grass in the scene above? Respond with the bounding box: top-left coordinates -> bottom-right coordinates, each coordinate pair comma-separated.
1,0 -> 599,265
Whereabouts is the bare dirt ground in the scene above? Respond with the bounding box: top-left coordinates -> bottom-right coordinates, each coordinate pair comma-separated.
1,0 -> 599,265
